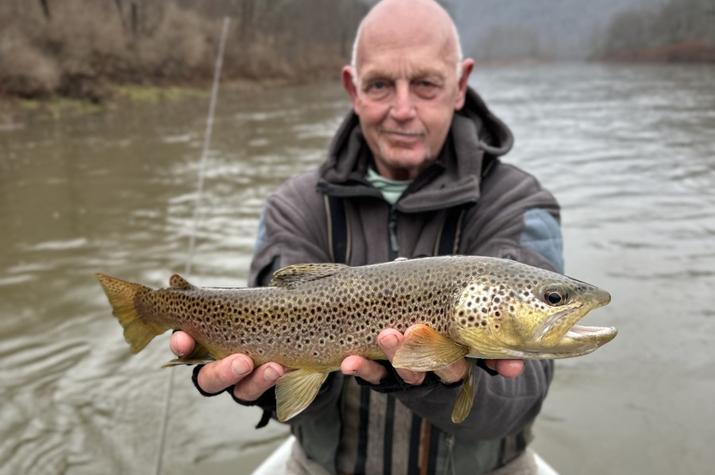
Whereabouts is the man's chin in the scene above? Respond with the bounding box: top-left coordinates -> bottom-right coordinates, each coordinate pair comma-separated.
375,157 -> 433,180
378,147 -> 432,170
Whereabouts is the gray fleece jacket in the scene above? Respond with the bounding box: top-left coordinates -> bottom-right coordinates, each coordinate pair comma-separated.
247,88 -> 563,475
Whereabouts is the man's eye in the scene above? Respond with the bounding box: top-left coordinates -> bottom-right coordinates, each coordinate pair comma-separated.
366,80 -> 388,91
364,80 -> 392,98
413,80 -> 439,97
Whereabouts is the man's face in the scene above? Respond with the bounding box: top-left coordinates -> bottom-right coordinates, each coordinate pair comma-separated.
343,30 -> 472,180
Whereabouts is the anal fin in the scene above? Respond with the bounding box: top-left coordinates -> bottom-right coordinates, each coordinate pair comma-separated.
451,362 -> 475,424
162,357 -> 214,368
161,339 -> 214,367
392,324 -> 468,372
275,369 -> 329,422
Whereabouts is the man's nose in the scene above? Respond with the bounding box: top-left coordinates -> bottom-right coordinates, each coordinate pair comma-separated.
389,82 -> 416,122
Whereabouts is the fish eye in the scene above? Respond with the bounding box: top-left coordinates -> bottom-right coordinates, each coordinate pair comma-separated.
544,289 -> 567,306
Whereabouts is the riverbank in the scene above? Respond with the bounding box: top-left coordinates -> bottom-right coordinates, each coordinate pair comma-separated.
0,77 -> 307,126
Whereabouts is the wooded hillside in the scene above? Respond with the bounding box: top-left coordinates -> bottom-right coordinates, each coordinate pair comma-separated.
0,0 -> 367,100
596,0 -> 715,61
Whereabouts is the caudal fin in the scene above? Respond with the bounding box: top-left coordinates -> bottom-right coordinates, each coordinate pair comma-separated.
96,273 -> 165,353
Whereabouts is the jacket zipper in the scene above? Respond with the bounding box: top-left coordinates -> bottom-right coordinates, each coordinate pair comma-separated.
388,205 -> 399,260
446,434 -> 456,475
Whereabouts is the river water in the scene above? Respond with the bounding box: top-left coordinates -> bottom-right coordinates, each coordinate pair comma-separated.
0,63 -> 713,475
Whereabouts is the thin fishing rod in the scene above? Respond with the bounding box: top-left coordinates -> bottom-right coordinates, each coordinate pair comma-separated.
154,16 -> 231,475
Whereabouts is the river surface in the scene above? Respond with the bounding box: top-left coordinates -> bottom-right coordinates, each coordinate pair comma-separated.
1,63 -> 714,475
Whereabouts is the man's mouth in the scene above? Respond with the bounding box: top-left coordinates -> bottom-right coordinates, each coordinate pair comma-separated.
381,129 -> 424,138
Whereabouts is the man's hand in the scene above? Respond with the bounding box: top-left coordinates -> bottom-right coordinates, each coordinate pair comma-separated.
341,327 -> 525,384
170,331 -> 286,401
172,325 -> 524,401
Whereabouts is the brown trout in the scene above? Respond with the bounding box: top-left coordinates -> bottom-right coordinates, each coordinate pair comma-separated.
97,255 -> 615,423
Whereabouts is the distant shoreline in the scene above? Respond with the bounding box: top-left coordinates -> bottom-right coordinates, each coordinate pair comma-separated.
0,77 -> 337,124
599,41 -> 715,63
3,55 -> 715,109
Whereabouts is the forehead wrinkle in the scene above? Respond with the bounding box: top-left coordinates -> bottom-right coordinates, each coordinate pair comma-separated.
359,26 -> 455,63
358,40 -> 453,84
360,64 -> 447,83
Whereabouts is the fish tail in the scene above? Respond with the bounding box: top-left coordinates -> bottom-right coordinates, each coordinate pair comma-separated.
96,273 -> 165,353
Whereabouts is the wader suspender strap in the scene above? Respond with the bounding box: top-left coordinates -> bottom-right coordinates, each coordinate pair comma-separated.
436,205 -> 467,256
325,195 -> 470,264
325,194 -> 349,264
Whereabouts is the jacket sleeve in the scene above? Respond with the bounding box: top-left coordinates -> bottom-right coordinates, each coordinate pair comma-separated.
390,163 -> 563,439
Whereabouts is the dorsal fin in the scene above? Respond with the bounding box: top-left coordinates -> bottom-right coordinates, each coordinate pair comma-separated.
169,274 -> 196,290
271,263 -> 347,288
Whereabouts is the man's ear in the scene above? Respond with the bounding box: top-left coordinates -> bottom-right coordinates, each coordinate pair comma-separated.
454,58 -> 475,111
342,66 -> 359,109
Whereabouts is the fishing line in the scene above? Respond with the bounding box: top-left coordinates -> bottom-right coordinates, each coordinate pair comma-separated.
154,17 -> 231,475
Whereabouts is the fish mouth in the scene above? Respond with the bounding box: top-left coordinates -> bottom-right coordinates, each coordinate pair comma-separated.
511,323 -> 617,359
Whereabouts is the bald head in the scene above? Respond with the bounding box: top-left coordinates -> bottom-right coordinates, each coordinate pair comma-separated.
351,0 -> 463,82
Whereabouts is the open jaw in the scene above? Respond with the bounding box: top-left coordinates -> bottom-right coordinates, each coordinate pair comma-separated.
533,303 -> 589,343
522,297 -> 617,358
508,322 -> 617,359
538,318 -> 618,358
566,324 -> 617,341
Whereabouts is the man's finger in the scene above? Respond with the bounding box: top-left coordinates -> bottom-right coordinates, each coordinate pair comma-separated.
433,358 -> 469,384
378,329 -> 425,385
233,362 -> 285,401
196,354 -> 254,394
341,355 -> 387,385
485,359 -> 524,379
170,330 -> 195,357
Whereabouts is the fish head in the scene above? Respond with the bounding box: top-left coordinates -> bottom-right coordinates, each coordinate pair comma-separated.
454,261 -> 616,359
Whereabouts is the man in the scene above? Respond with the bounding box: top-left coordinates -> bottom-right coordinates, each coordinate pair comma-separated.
171,0 -> 563,473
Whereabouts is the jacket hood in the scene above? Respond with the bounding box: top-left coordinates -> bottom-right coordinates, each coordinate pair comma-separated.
318,87 -> 514,212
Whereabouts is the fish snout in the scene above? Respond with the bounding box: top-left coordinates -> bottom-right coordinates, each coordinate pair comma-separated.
594,288 -> 611,307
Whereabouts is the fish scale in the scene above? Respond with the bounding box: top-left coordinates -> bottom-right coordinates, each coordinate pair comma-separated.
97,255 -> 616,423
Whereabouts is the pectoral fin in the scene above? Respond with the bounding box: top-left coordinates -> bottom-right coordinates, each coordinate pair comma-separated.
451,363 -> 475,424
392,324 -> 469,372
275,369 -> 329,422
